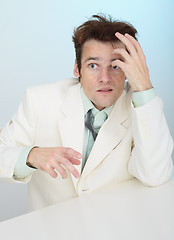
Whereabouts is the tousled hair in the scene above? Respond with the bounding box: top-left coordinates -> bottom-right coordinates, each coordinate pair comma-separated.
72,14 -> 137,72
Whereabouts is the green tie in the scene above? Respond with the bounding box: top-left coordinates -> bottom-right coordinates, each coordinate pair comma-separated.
85,110 -> 98,141
85,110 -> 108,140
82,109 -> 108,171
93,111 -> 107,133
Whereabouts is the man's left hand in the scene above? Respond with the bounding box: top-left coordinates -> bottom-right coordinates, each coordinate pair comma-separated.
112,32 -> 152,92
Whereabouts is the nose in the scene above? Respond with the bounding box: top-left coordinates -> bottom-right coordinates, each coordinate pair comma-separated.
99,68 -> 111,83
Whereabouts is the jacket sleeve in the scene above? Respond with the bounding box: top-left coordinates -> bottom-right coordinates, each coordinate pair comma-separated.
128,96 -> 173,186
0,87 -> 36,183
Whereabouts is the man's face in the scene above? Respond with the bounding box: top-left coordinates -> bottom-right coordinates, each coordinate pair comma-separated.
74,39 -> 126,111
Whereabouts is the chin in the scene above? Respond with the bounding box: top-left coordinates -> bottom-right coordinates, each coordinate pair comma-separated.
98,103 -> 113,110
93,98 -> 116,110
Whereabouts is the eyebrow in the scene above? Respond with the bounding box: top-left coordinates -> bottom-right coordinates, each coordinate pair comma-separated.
111,58 -> 119,62
84,57 -> 100,63
84,57 -> 120,63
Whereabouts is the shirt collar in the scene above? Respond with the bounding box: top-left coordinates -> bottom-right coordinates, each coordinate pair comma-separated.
80,85 -> 113,117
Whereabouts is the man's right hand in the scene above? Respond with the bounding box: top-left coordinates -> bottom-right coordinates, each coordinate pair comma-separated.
26,147 -> 82,179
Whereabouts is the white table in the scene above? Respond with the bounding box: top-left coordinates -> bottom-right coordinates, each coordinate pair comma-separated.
0,172 -> 174,240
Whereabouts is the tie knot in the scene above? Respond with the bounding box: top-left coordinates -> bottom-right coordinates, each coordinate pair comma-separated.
93,111 -> 107,131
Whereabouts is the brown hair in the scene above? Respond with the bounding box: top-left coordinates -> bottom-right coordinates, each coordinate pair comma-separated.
72,14 -> 137,72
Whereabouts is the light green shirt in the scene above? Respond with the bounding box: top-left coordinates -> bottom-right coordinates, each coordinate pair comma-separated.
13,146 -> 35,179
132,88 -> 157,107
13,86 -> 156,178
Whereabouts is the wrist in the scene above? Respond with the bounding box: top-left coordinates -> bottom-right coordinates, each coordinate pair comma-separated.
133,84 -> 153,92
26,147 -> 39,169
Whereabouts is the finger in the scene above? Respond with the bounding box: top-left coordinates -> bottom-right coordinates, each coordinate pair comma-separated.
53,162 -> 68,179
61,147 -> 82,160
64,151 -> 81,165
58,156 -> 80,178
125,34 -> 143,54
63,147 -> 82,165
66,156 -> 81,165
49,169 -> 58,178
41,160 -> 66,179
51,148 -> 80,178
124,34 -> 146,65
112,59 -> 127,74
113,48 -> 131,63
115,32 -> 137,56
43,164 -> 58,178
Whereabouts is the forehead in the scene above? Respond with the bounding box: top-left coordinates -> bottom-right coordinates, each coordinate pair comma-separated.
81,39 -> 125,60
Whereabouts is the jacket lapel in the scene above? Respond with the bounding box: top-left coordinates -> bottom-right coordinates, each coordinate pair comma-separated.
81,89 -> 130,178
56,81 -> 132,188
57,82 -> 84,189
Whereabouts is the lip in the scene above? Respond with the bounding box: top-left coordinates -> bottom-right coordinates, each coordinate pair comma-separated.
97,88 -> 113,93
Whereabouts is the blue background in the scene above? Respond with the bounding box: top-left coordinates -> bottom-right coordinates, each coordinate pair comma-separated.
0,0 -> 173,221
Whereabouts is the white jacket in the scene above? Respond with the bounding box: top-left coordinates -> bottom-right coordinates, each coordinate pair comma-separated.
0,78 -> 173,211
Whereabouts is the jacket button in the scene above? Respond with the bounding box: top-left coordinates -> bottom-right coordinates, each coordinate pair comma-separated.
82,189 -> 88,192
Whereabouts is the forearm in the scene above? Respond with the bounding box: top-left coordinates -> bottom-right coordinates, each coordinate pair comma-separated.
128,96 -> 173,186
0,87 -> 36,182
0,145 -> 30,183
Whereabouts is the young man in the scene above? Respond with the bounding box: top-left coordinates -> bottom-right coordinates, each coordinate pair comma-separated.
0,15 -> 173,211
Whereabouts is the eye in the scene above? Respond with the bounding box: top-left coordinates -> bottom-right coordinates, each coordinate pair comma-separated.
112,65 -> 119,70
89,63 -> 97,69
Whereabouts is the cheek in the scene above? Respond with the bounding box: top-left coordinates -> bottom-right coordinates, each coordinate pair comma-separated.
80,74 -> 95,90
79,75 -> 86,88
80,78 -> 92,95
113,74 -> 125,87
118,70 -> 126,79
80,79 -> 84,87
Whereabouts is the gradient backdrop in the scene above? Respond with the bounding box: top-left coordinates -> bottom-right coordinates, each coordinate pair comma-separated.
0,0 -> 173,221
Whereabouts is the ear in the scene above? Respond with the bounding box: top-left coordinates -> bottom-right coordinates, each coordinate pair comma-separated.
73,59 -> 80,78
